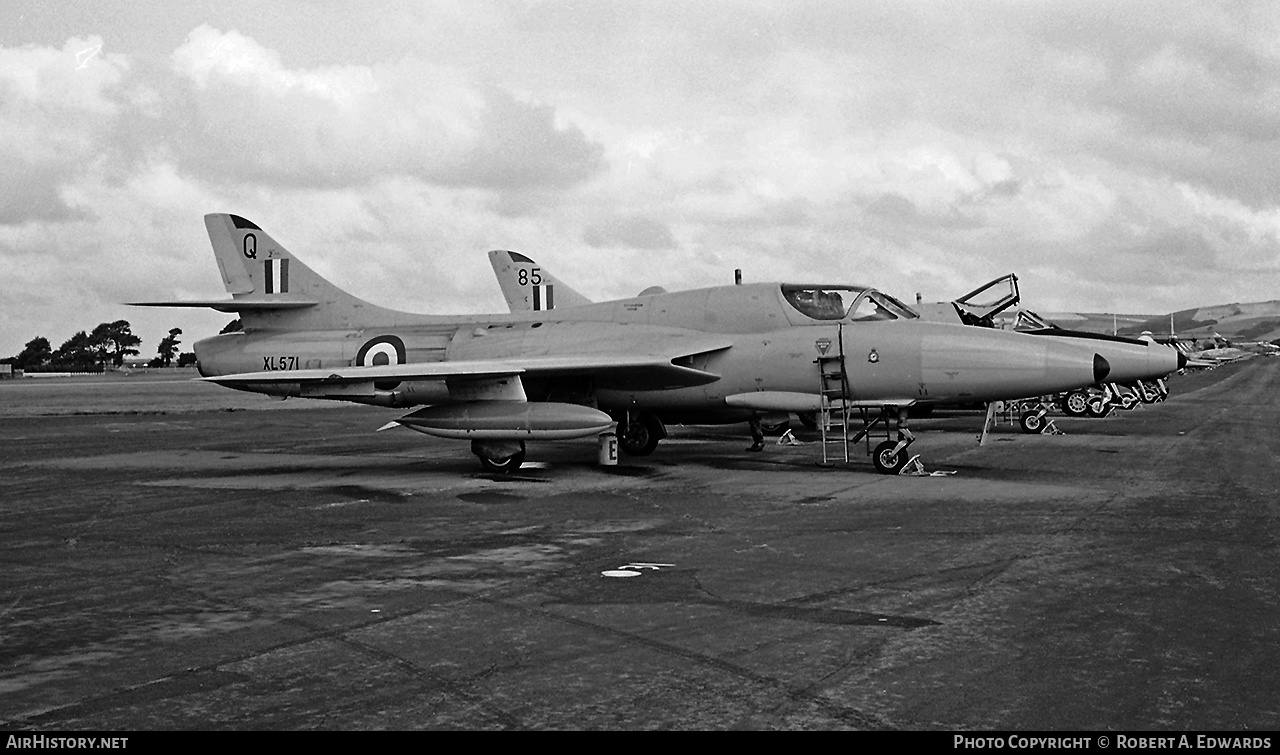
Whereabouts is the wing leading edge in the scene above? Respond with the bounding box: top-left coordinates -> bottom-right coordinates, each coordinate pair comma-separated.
130,298 -> 319,312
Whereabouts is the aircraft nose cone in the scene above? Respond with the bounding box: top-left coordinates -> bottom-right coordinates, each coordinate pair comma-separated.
1093,353 -> 1111,383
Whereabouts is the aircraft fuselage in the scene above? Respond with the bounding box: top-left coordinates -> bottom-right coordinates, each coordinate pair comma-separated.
195,285 -> 1109,422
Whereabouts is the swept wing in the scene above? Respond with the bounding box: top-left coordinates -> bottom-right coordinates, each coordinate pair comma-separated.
203,349 -> 726,392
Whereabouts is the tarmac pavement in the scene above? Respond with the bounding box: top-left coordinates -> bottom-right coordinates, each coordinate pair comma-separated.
0,360 -> 1276,730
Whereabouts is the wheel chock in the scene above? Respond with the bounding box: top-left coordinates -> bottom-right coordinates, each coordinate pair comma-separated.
900,454 -> 958,477
900,455 -> 927,476
775,429 -> 803,446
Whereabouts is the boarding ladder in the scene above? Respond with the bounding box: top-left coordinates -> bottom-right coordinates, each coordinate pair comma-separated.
817,324 -> 851,465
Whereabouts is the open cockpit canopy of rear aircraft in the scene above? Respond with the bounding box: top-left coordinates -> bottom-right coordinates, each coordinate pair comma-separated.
950,273 -> 1021,328
1013,309 -> 1057,331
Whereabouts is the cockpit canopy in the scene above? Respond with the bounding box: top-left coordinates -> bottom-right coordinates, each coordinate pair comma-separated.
1012,309 -> 1055,331
781,285 -> 918,322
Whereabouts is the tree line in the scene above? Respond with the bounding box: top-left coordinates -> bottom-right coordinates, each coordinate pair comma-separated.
2,320 -> 197,372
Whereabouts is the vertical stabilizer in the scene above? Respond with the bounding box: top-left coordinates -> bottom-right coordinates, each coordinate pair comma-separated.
488,249 -> 594,313
205,213 -> 324,301
203,213 -> 397,330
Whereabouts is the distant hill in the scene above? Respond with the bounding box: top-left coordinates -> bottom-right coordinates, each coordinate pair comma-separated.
1040,311 -> 1154,334
1040,301 -> 1280,344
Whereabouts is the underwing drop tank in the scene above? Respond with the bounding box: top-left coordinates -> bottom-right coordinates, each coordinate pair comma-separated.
391,402 -> 615,440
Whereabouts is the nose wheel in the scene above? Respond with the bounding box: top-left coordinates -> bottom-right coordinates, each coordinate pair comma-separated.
872,439 -> 910,474
1019,408 -> 1047,434
871,412 -> 916,474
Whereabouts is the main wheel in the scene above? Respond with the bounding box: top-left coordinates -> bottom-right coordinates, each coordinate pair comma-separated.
1061,389 -> 1090,417
1085,399 -> 1112,418
872,440 -> 908,475
759,418 -> 790,435
1019,410 -> 1045,434
618,413 -> 662,456
478,445 -> 526,473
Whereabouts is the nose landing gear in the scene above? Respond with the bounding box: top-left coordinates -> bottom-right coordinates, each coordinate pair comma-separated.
853,405 -> 915,475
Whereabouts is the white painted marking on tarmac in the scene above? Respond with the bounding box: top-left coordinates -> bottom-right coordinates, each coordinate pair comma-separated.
602,562 -> 674,578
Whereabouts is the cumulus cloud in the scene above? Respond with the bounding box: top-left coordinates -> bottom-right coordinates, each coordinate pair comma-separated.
0,36 -> 129,224
583,215 -> 677,250
166,25 -> 604,192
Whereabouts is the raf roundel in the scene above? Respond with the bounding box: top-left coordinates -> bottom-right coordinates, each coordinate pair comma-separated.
357,335 -> 407,367
356,335 -> 407,390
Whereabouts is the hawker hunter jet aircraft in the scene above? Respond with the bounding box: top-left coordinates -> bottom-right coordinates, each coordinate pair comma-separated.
490,258 -> 1174,385
918,273 -> 1185,395
136,214 -> 1116,473
488,254 -> 1185,430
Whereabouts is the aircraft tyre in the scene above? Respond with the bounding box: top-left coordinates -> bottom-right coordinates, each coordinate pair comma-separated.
1061,389 -> 1090,417
872,440 -> 909,475
760,419 -> 790,435
474,440 -> 526,473
1085,400 -> 1112,419
796,412 -> 818,430
617,412 -> 663,456
1019,410 -> 1045,434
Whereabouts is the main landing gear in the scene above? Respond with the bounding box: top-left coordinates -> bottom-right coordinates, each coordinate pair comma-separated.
1060,389 -> 1091,418
612,410 -> 666,456
470,410 -> 666,472
471,439 -> 526,473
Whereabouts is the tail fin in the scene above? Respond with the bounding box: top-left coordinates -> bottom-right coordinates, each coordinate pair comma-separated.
205,213 -> 349,305
133,214 -> 399,331
487,250 -> 593,313
205,213 -> 409,330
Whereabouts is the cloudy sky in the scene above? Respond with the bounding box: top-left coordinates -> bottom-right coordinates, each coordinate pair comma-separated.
2,0 -> 1278,359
